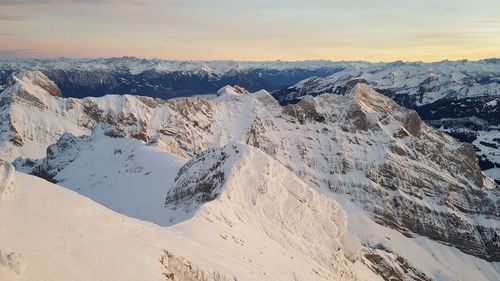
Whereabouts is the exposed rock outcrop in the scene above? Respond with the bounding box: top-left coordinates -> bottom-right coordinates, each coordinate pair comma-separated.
159,249 -> 234,281
9,70 -> 62,97
216,85 -> 249,97
5,77 -> 499,263
0,250 -> 26,275
0,160 -> 15,199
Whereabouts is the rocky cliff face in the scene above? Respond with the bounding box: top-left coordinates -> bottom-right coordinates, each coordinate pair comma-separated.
259,84 -> 499,261
272,60 -> 500,184
2,72 -> 499,277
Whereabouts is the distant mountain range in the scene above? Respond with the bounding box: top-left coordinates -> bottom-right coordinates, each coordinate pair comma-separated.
0,57 -> 355,98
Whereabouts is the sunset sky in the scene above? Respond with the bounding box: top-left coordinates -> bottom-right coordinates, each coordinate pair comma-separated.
0,0 -> 499,62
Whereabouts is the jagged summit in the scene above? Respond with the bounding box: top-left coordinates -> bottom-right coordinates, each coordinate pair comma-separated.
281,82 -> 423,138
350,83 -> 423,137
216,85 -> 250,97
7,70 -> 62,98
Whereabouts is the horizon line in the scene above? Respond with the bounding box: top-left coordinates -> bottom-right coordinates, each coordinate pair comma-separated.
0,55 -> 499,64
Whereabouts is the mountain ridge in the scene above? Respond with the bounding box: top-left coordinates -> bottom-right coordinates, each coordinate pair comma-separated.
1,71 -> 499,280
272,62 -> 500,183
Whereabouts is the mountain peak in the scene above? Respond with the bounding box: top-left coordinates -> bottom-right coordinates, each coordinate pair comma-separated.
349,83 -> 422,136
8,70 -> 62,98
216,85 -> 250,97
349,83 -> 399,113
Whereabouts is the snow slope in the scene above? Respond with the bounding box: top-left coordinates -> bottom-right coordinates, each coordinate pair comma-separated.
3,142 -> 499,281
14,127 -> 186,226
0,167 -> 239,281
0,143 -> 382,281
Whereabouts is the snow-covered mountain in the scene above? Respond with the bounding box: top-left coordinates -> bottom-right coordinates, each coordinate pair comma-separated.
1,70 -> 499,280
2,146 -> 498,281
2,58 -> 498,183
2,146 -> 380,281
0,57 -> 352,99
3,57 -> 498,182
272,59 -> 500,183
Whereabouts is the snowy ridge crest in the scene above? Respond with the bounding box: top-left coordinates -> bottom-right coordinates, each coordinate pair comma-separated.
167,142 -> 362,270
9,70 -> 62,98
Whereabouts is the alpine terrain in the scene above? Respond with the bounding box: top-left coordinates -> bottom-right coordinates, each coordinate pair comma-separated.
273,59 -> 500,183
0,70 -> 499,281
2,58 -> 498,183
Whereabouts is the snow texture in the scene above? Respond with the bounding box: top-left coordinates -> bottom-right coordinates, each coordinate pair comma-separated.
167,142 -> 362,269
1,71 -> 500,280
9,77 -> 499,262
0,150 -> 375,281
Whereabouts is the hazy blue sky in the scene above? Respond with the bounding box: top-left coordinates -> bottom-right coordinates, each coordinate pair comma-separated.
0,0 -> 499,61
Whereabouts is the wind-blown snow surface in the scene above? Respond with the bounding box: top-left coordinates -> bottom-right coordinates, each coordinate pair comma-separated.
1,143 -> 384,281
2,144 -> 499,281
2,71 -> 500,280
13,128 -> 186,226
